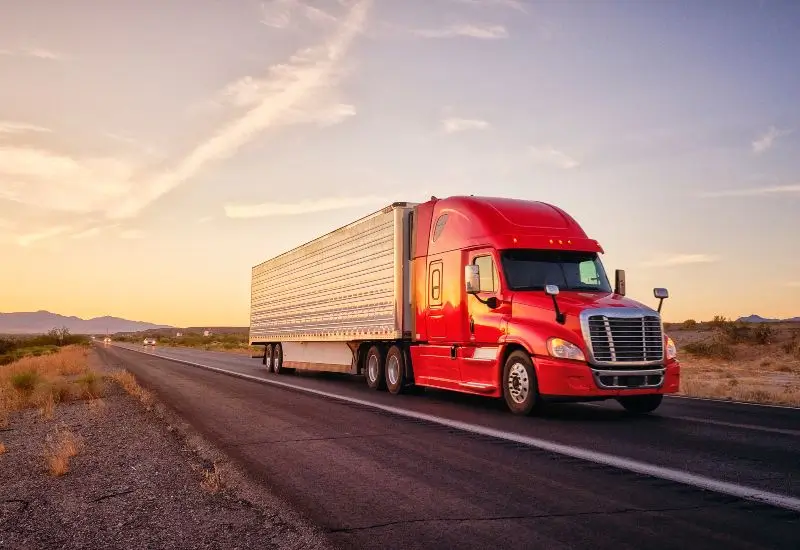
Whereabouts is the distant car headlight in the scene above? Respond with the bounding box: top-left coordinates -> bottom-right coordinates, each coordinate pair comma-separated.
547,338 -> 586,362
666,336 -> 677,360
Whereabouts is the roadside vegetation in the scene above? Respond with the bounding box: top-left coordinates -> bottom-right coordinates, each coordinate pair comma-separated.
666,317 -> 800,406
0,327 -> 87,366
113,330 -> 258,356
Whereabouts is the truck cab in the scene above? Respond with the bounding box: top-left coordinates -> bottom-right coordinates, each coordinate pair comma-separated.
408,196 -> 680,415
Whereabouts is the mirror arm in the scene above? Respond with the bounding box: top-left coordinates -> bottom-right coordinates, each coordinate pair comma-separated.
550,295 -> 566,324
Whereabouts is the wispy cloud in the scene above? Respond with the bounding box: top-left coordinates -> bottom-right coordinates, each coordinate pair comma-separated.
17,225 -> 72,247
224,195 -> 385,219
699,184 -> 800,198
641,253 -> 721,268
528,146 -> 579,169
260,0 -> 338,29
197,216 -> 214,224
0,0 -> 372,246
413,24 -> 508,39
449,0 -> 529,12
106,0 -> 371,221
752,125 -> 793,154
119,229 -> 146,240
441,117 -> 490,134
0,121 -> 52,135
0,48 -> 64,60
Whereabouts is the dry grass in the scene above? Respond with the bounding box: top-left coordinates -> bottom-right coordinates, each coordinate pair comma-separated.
44,427 -> 82,477
200,462 -> 224,494
0,440 -> 6,455
107,369 -> 153,409
670,322 -> 800,406
0,345 -> 96,420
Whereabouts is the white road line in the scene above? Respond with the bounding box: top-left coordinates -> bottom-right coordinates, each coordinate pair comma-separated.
671,416 -> 800,437
666,394 -> 800,411
107,344 -> 800,514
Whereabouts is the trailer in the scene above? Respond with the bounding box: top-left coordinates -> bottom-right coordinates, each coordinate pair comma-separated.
249,195 -> 681,415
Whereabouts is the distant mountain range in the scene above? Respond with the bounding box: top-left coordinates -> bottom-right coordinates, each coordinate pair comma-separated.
736,315 -> 800,323
0,311 -> 173,335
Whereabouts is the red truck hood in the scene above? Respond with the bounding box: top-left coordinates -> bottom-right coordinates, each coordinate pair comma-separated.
510,290 -> 658,326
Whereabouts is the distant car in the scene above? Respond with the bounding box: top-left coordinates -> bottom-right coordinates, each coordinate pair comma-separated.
103,337 -> 111,344
143,338 -> 156,346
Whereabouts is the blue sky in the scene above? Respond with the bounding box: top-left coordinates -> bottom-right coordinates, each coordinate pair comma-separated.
0,0 -> 798,326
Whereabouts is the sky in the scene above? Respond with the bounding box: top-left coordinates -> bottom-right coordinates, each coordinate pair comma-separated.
1,0 -> 798,327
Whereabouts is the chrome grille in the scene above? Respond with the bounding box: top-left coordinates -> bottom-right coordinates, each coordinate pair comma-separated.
582,309 -> 664,366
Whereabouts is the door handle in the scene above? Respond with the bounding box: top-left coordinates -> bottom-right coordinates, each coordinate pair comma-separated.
469,315 -> 475,333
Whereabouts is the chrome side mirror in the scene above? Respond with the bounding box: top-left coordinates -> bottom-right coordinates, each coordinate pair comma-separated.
654,287 -> 669,313
465,265 -> 481,294
545,284 -> 560,297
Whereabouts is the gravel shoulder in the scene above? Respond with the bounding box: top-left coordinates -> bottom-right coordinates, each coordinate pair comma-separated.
0,350 -> 333,550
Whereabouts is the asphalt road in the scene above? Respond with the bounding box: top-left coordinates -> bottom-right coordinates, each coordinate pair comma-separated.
97,343 -> 799,550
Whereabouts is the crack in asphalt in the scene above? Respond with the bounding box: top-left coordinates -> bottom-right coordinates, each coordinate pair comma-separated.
221,432 -> 411,449
91,489 -> 136,503
327,503 -> 737,533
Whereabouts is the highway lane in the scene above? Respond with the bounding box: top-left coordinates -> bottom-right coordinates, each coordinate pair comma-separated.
97,344 -> 799,550
111,342 -> 800,501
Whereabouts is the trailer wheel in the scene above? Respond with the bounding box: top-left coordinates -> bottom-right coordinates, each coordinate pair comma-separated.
385,345 -> 407,395
365,345 -> 386,390
264,344 -> 273,371
272,343 -> 284,374
502,350 -> 541,416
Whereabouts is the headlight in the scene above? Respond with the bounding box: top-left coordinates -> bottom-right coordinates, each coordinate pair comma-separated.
666,336 -> 677,360
547,338 -> 586,361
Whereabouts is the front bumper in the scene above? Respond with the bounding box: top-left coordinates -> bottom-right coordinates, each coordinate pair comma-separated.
534,356 -> 680,397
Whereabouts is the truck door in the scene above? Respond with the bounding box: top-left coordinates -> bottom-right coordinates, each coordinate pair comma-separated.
463,250 -> 506,386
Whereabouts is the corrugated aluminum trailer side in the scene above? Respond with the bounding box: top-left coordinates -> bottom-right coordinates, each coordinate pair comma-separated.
249,202 -> 416,351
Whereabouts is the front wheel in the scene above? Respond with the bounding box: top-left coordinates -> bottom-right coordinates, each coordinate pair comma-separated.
617,394 -> 663,414
502,351 -> 540,415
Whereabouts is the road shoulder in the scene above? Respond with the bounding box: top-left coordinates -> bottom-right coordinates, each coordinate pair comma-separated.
0,350 -> 333,550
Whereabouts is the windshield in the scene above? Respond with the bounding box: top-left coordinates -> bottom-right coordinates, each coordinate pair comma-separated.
499,249 -> 612,292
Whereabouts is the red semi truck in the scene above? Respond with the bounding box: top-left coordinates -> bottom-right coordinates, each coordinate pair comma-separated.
249,195 -> 680,415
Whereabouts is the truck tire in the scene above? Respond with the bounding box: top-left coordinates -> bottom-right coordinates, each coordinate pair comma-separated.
617,394 -> 663,414
264,344 -> 273,371
385,344 -> 407,395
365,345 -> 386,390
502,350 -> 540,416
272,343 -> 284,374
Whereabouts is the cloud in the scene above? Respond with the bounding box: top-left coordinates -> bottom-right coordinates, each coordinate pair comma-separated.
413,24 -> 508,39
449,0 -> 529,12
698,184 -> 800,198
752,126 -> 792,154
197,216 -> 214,224
641,254 -> 721,268
0,146 -> 136,214
16,225 -> 73,247
441,117 -> 490,134
119,229 -> 146,240
528,146 -> 579,169
0,0 -> 371,246
105,0 -> 371,221
224,195 -> 386,219
260,0 -> 338,29
0,48 -> 63,60
0,121 -> 52,135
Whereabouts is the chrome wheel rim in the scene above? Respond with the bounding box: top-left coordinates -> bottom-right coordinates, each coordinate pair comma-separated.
265,350 -> 272,369
368,354 -> 378,383
508,362 -> 530,404
274,346 -> 280,371
387,354 -> 400,386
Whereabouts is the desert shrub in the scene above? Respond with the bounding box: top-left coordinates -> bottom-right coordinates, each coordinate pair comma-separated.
683,333 -> 736,360
11,370 -> 40,394
753,323 -> 774,345
710,315 -> 729,329
723,321 -> 751,344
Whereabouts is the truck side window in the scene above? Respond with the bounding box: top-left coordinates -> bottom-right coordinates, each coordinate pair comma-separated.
578,260 -> 600,286
430,262 -> 442,306
473,255 -> 497,293
432,214 -> 448,242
